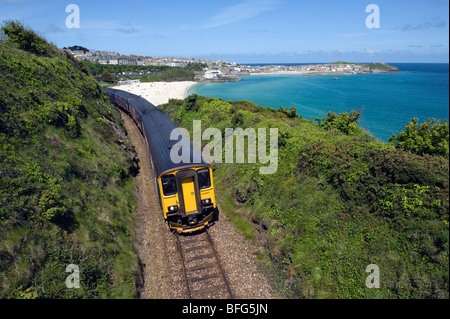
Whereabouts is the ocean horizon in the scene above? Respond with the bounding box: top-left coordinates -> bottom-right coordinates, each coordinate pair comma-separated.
189,63 -> 449,142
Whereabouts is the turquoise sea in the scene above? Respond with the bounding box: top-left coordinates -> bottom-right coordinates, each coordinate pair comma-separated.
189,63 -> 449,142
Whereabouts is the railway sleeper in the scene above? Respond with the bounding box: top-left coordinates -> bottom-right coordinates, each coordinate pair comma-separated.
187,262 -> 217,272
190,272 -> 220,283
191,285 -> 228,297
186,253 -> 215,263
180,238 -> 203,246
184,244 -> 210,253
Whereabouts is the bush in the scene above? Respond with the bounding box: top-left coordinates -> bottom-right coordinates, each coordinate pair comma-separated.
278,106 -> 298,118
43,206 -> 67,221
389,118 -> 449,158
316,110 -> 361,135
101,70 -> 116,83
39,191 -> 67,221
1,20 -> 50,56
183,94 -> 198,112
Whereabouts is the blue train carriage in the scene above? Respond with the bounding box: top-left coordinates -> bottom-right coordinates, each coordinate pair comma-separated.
104,88 -> 146,132
141,107 -> 219,233
104,88 -> 219,233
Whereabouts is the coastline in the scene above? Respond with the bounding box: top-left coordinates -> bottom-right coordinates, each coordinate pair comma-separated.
184,82 -> 198,98
111,81 -> 197,106
250,70 -> 397,76
250,71 -> 305,76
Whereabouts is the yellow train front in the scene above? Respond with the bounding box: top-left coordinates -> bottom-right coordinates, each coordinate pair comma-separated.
104,88 -> 219,233
158,166 -> 219,233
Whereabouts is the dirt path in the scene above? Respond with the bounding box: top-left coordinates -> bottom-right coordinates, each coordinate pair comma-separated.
120,110 -> 276,299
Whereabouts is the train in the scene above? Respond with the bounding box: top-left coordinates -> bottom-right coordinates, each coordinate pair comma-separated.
104,88 -> 219,233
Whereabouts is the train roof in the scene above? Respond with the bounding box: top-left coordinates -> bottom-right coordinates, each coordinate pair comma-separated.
104,87 -> 150,116
105,88 -> 210,177
142,111 -> 211,177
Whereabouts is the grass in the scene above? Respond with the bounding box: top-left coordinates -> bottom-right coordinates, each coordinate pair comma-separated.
214,168 -> 256,240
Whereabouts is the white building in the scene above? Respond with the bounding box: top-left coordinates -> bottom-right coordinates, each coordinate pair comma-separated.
204,70 -> 222,79
118,79 -> 140,85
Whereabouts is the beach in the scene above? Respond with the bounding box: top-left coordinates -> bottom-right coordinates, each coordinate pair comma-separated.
111,81 -> 197,106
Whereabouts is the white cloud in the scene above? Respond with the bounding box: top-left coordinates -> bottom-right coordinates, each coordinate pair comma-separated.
184,0 -> 281,30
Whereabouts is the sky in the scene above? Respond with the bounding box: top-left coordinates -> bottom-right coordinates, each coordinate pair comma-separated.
0,0 -> 448,63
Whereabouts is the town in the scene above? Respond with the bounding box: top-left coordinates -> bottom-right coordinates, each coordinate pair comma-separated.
65,46 -> 399,81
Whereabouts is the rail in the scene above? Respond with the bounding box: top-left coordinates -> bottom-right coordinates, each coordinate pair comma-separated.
175,229 -> 234,299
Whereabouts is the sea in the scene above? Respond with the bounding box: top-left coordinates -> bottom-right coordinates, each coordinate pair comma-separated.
189,63 -> 449,142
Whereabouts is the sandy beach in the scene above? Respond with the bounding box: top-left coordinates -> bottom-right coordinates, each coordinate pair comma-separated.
111,81 -> 197,106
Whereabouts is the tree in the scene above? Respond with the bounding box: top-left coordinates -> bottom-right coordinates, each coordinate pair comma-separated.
66,45 -> 89,53
101,70 -> 115,83
388,118 -> 449,158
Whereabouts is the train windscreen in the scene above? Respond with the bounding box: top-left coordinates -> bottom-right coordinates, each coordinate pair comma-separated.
161,174 -> 177,196
198,168 -> 211,189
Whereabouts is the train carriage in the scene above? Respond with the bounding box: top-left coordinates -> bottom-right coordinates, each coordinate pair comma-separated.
104,88 -> 218,233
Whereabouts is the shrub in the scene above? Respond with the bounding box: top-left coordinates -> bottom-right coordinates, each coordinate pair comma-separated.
316,110 -> 361,135
1,20 -> 50,56
43,206 -> 67,221
278,106 -> 298,118
388,118 -> 449,158
39,190 -> 67,221
101,70 -> 115,83
183,94 -> 198,112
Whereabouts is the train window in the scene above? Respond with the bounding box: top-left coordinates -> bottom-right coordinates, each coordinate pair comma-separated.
198,168 -> 211,189
161,174 -> 177,196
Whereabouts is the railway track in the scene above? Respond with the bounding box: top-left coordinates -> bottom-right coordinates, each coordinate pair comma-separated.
175,229 -> 234,299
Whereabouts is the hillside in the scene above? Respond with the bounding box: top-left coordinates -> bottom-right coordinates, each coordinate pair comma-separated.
161,95 -> 449,298
331,61 -> 399,72
0,21 -> 140,298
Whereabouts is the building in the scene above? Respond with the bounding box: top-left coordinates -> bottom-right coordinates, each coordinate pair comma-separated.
204,70 -> 222,79
118,79 -> 140,85
118,56 -> 137,65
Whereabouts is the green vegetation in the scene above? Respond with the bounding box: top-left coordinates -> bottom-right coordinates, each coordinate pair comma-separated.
365,63 -> 395,70
278,106 -> 300,119
82,60 -> 205,84
63,45 -> 89,53
1,21 -> 140,298
161,95 -> 449,299
389,118 -> 449,159
82,61 -> 167,76
331,61 -> 397,70
316,110 -> 362,135
100,70 -> 116,83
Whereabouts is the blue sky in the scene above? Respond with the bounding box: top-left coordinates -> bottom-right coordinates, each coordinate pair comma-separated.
1,0 -> 448,63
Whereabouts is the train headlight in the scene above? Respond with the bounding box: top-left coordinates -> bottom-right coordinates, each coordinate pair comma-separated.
168,205 -> 178,212
201,198 -> 211,205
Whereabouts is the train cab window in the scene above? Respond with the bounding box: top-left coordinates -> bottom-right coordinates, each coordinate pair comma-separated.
198,168 -> 211,189
161,174 -> 177,196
